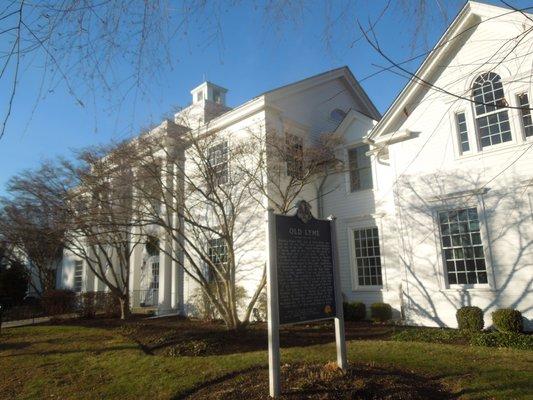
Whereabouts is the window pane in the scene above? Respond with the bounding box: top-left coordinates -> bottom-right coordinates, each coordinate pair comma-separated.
353,227 -> 382,286
74,260 -> 83,293
208,142 -> 229,184
455,112 -> 470,153
518,93 -> 533,137
472,73 -> 512,148
150,261 -> 160,289
285,134 -> 304,179
439,208 -> 487,285
349,145 -> 373,192
207,238 -> 228,283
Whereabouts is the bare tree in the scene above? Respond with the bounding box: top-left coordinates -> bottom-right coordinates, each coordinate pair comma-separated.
58,143 -> 143,319
0,164 -> 68,295
237,127 -> 344,214
0,1 -> 454,140
121,116 -> 341,330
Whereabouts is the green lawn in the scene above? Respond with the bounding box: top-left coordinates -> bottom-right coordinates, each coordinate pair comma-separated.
0,325 -> 532,399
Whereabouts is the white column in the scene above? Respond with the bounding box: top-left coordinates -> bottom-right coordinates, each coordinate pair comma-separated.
170,230 -> 180,310
158,156 -> 173,314
158,234 -> 172,313
170,164 -> 180,311
129,229 -> 141,307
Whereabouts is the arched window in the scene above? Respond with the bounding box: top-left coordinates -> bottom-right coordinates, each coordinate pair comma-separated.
472,72 -> 511,148
330,108 -> 347,125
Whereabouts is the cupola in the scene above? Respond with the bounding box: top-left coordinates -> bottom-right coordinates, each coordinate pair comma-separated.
190,81 -> 228,106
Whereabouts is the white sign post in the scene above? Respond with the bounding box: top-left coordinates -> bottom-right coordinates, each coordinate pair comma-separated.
266,203 -> 347,398
329,215 -> 348,370
266,209 -> 281,398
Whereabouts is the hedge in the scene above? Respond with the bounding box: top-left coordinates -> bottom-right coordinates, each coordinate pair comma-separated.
370,302 -> 392,322
492,308 -> 523,333
77,292 -> 121,318
456,306 -> 483,332
470,332 -> 533,351
343,302 -> 366,321
41,290 -> 76,315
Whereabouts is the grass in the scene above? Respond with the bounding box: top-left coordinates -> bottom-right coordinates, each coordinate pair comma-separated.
0,324 -> 532,399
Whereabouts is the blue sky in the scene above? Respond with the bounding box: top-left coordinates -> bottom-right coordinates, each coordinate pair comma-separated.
0,0 -> 524,193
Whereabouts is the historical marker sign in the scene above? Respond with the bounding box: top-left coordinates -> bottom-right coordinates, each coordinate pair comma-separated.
275,213 -> 336,324
266,201 -> 347,398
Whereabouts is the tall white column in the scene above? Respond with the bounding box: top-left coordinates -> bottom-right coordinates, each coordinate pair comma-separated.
158,234 -> 172,313
170,166 -> 184,312
129,230 -> 141,307
157,156 -> 174,314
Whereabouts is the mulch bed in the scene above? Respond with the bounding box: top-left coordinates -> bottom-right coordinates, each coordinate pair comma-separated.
51,315 -> 397,356
179,362 -> 455,399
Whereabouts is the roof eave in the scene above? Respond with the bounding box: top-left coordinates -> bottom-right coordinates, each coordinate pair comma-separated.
368,1 -> 479,140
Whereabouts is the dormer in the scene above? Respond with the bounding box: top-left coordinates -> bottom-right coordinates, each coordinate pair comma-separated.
191,82 -> 228,106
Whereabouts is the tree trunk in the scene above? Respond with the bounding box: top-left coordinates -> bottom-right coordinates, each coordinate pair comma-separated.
119,296 -> 130,320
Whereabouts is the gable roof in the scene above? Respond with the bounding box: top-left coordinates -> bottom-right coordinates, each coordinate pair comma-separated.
368,1 -> 532,140
192,66 -> 381,134
263,66 -> 381,121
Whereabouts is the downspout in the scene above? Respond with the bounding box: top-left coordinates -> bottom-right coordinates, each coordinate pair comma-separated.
317,174 -> 328,219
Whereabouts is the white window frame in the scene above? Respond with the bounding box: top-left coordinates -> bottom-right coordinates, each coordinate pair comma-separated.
347,217 -> 387,292
207,237 -> 227,283
451,105 -> 478,159
453,110 -> 472,155
515,89 -> 533,141
73,260 -> 84,293
345,142 -> 373,193
285,132 -> 304,179
471,72 -> 515,150
207,140 -> 229,185
431,193 -> 496,291
150,259 -> 160,290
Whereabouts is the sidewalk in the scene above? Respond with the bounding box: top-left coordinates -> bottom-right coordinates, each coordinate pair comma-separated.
1,316 -> 51,328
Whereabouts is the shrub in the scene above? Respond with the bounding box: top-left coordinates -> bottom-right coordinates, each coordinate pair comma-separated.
77,292 -> 120,318
470,332 -> 533,351
391,327 -> 467,344
492,308 -> 523,333
343,302 -> 366,321
96,292 -> 121,317
77,292 -> 97,318
41,289 -> 76,315
370,303 -> 392,322
0,265 -> 28,306
456,306 -> 483,332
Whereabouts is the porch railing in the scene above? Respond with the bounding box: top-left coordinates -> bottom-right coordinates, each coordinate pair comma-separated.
131,289 -> 159,308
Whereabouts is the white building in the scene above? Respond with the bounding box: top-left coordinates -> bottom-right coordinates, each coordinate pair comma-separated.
59,1 -> 532,329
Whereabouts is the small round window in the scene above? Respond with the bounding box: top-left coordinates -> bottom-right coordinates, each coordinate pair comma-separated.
330,108 -> 347,124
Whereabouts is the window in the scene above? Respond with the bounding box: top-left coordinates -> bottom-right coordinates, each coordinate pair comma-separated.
74,260 -> 83,293
196,91 -> 203,102
330,108 -> 347,125
207,238 -> 227,283
438,208 -> 488,285
150,261 -> 159,290
472,72 -> 511,148
286,133 -> 304,179
213,89 -> 222,104
517,92 -> 533,138
455,112 -> 470,153
353,227 -> 382,286
208,141 -> 229,185
348,145 -> 372,192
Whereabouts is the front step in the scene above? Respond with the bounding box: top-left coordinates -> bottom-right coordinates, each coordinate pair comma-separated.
131,307 -> 157,315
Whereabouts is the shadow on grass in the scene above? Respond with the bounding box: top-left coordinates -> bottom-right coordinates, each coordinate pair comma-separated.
0,344 -> 139,358
0,342 -> 31,352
